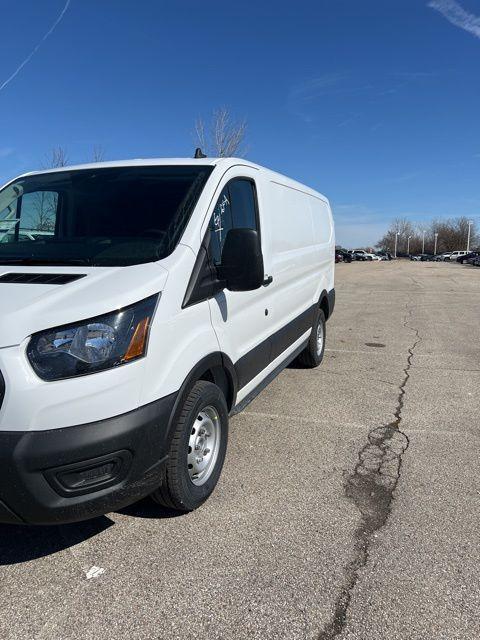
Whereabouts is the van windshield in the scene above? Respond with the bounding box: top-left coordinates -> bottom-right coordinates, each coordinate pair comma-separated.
0,165 -> 213,266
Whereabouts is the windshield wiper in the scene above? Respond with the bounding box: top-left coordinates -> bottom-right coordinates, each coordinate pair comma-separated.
0,257 -> 92,266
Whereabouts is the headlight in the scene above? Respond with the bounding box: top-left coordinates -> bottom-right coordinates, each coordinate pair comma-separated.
27,294 -> 159,381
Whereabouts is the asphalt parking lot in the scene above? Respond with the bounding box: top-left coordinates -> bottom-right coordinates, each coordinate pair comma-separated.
1,260 -> 479,640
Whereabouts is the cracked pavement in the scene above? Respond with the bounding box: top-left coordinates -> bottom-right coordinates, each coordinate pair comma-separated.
0,260 -> 479,639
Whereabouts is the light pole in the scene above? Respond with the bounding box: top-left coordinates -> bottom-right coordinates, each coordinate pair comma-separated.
394,232 -> 399,259
434,232 -> 438,256
422,230 -> 425,253
467,220 -> 473,252
407,235 -> 412,255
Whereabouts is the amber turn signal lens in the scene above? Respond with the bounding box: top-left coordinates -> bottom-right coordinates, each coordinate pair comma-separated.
123,317 -> 150,362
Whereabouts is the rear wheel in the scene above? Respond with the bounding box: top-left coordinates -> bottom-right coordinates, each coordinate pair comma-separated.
295,307 -> 326,368
151,381 -> 228,512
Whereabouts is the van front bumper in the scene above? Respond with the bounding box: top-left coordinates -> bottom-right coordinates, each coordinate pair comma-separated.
0,393 -> 177,525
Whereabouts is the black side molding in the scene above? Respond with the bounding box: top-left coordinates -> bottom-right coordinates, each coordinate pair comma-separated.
232,338 -> 308,416
235,304 -> 316,390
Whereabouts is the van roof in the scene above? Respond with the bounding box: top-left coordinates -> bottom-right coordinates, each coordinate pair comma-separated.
23,157 -> 246,174
16,157 -> 329,203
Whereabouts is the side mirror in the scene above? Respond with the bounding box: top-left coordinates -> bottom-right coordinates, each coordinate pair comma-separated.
218,228 -> 264,292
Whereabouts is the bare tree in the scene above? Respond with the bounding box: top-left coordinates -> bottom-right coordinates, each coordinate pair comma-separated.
376,217 -> 415,254
429,217 -> 477,253
42,146 -> 69,169
195,107 -> 247,157
92,144 -> 106,162
32,146 -> 67,229
30,191 -> 58,231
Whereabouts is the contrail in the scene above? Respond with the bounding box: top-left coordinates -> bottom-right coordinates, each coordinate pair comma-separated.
0,0 -> 71,93
428,0 -> 480,39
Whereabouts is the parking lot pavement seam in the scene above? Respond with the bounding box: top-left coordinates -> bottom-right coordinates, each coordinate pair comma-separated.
322,369 -> 397,387
317,297 -> 422,640
243,411 -> 370,431
326,349 -> 406,357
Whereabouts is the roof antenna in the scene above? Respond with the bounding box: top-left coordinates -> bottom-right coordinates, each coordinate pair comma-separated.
194,147 -> 207,159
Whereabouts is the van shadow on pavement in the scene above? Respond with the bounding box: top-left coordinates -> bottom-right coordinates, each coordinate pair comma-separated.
116,496 -> 184,519
0,516 -> 113,566
0,499 -> 183,566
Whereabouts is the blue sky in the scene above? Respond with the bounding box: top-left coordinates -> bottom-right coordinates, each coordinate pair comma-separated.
0,0 -> 479,247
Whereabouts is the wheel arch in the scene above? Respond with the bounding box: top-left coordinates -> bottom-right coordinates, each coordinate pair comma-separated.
167,353 -> 238,437
318,289 -> 333,320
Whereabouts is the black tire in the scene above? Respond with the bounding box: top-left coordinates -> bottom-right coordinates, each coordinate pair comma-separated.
295,307 -> 326,368
151,380 -> 228,512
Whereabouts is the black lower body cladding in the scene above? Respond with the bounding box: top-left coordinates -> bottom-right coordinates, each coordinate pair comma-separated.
0,393 -> 177,525
234,289 -> 335,389
327,288 -> 335,318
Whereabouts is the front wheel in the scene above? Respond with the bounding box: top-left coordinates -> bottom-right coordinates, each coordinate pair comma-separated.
295,307 -> 326,368
151,381 -> 228,512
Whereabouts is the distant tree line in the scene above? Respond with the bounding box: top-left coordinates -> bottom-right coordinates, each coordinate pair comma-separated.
376,217 -> 479,255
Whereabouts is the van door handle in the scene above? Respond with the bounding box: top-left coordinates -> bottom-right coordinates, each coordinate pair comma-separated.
263,275 -> 273,287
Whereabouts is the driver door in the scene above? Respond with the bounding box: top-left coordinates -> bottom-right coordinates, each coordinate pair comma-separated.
205,173 -> 274,396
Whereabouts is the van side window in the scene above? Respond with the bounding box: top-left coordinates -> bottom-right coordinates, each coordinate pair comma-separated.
229,179 -> 258,230
209,186 -> 233,265
208,179 -> 258,265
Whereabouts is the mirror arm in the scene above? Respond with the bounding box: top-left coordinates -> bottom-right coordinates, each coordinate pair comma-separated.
211,268 -> 227,294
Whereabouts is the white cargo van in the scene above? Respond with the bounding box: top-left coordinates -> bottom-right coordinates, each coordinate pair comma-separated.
0,157 -> 335,524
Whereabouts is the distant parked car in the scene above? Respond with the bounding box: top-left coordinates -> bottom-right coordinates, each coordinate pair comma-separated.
457,251 -> 479,264
335,251 -> 343,263
337,249 -> 352,263
353,250 -> 375,261
352,250 -> 367,261
434,252 -> 452,262
376,251 -> 392,261
470,255 -> 480,267
411,253 -> 434,261
449,251 -> 469,262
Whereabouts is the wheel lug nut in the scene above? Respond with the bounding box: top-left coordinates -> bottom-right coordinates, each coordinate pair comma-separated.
203,448 -> 210,455
195,444 -> 201,450
196,457 -> 202,464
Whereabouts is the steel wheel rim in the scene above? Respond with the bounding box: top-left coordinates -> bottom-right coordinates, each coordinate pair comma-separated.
316,321 -> 324,356
187,405 -> 221,486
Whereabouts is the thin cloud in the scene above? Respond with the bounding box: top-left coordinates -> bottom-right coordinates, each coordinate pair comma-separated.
288,71 -> 434,123
287,74 -> 348,122
287,74 -> 379,124
385,171 -> 421,184
428,0 -> 480,39
0,0 -> 71,93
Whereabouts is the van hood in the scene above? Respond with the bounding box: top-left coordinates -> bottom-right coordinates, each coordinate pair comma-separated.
0,263 -> 168,348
